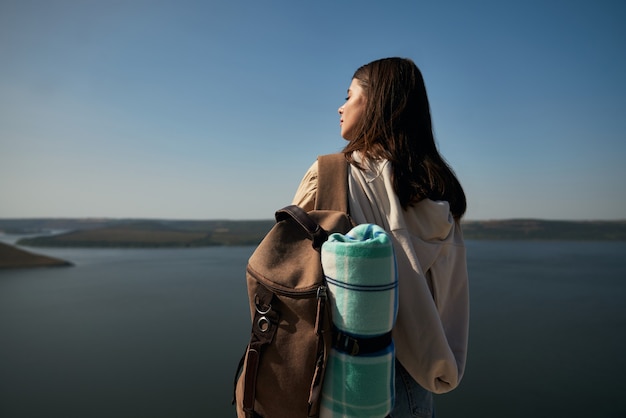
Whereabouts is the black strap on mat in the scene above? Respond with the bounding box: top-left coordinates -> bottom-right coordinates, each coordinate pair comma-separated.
332,326 -> 393,356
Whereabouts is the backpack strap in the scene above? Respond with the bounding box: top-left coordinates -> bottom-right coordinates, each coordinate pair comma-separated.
314,153 -> 349,213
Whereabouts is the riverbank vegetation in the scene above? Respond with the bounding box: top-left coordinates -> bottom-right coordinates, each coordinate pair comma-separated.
1,218 -> 625,249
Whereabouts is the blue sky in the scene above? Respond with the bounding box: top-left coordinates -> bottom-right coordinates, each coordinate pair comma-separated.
1,0 -> 625,220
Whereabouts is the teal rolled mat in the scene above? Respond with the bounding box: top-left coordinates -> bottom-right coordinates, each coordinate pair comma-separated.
320,224 -> 398,418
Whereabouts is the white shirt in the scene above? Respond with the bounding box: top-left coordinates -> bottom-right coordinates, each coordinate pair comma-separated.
293,153 -> 469,393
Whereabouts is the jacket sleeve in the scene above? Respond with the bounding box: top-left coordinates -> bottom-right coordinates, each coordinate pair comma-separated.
292,161 -> 318,212
428,228 -> 469,388
391,220 -> 469,394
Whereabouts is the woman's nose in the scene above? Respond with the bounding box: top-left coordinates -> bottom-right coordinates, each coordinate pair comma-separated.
338,106 -> 343,115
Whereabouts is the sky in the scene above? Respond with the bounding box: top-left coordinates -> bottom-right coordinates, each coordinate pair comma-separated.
1,0 -> 625,221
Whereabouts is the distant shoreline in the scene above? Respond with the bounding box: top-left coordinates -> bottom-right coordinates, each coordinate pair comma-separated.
461,219 -> 626,241
0,242 -> 73,269
1,218 -> 625,248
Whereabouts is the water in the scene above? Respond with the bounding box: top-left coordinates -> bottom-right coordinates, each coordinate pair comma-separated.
1,239 -> 625,417
0,244 -> 254,418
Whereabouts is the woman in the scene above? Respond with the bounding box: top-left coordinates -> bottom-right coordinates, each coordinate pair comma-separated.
293,58 -> 469,417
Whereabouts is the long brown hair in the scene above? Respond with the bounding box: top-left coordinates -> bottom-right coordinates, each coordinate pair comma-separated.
343,57 -> 467,219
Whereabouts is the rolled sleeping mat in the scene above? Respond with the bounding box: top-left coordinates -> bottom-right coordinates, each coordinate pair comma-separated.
320,223 -> 398,418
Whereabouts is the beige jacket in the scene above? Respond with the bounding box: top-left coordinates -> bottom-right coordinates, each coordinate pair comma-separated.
292,153 -> 469,394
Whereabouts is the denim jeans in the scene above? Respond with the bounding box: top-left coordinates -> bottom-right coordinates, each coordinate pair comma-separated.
389,360 -> 434,418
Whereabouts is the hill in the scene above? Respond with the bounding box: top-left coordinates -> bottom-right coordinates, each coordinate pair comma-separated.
461,219 -> 626,241
13,219 -> 275,248
2,218 -> 625,249
0,242 -> 72,269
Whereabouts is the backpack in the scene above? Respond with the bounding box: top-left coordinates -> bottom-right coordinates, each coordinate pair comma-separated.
234,153 -> 354,418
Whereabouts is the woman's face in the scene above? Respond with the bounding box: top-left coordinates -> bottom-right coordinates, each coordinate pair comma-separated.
338,78 -> 366,140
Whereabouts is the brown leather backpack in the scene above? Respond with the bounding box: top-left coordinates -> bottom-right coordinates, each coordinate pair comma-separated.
234,153 -> 354,418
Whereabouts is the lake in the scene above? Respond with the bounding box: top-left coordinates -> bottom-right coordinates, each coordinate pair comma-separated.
1,238 -> 625,417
